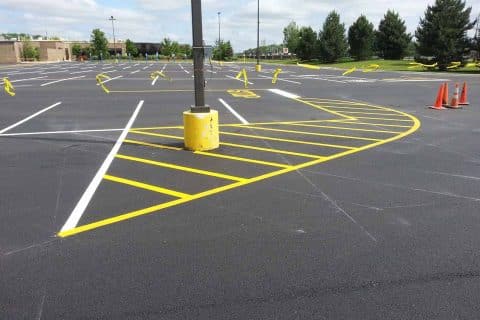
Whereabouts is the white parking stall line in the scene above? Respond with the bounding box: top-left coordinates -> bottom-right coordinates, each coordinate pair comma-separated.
40,75 -> 86,87
96,75 -> 123,85
258,75 -> 301,84
0,102 -> 62,134
151,76 -> 159,86
130,70 -> 141,74
218,98 -> 249,125
0,76 -> 48,85
225,75 -> 254,85
59,100 -> 144,234
268,89 -> 301,99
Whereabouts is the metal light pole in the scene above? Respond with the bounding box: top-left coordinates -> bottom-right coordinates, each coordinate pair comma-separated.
255,0 -> 261,71
108,16 -> 116,57
217,12 -> 221,45
191,0 -> 207,112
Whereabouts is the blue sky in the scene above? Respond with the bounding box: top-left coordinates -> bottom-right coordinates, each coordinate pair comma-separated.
0,0 -> 478,51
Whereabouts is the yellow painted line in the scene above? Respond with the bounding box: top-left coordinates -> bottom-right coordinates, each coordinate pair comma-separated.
352,116 -> 413,122
219,131 -> 357,150
195,150 -> 292,168
104,174 -> 190,198
302,99 -> 365,106
338,110 -> 409,117
124,139 -> 182,151
237,125 -> 382,142
129,130 -> 183,140
293,98 -> 356,120
58,99 -> 421,238
285,123 -> 402,134
339,121 -> 411,128
319,105 -> 386,111
115,154 -> 247,182
219,142 -> 323,159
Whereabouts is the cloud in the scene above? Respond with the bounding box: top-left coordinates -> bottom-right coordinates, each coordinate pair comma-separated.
0,0 -> 478,51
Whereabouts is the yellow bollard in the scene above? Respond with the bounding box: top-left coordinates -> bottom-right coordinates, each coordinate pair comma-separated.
255,64 -> 262,72
3,77 -> 15,96
235,69 -> 248,88
183,109 -> 219,151
272,68 -> 282,84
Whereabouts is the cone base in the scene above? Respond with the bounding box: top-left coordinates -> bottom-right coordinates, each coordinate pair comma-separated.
459,102 -> 469,106
428,106 -> 446,110
446,105 -> 462,109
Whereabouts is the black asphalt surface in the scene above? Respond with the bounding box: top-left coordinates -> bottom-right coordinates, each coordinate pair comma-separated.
1,60 -> 480,319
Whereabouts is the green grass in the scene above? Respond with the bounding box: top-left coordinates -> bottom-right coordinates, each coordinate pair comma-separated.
242,58 -> 480,73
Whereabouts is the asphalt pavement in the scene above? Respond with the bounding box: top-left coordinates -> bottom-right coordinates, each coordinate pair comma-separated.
1,60 -> 480,319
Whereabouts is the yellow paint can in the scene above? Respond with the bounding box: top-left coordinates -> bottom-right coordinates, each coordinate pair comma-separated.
183,109 -> 219,151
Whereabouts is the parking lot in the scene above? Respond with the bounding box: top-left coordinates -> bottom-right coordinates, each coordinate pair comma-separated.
1,60 -> 480,318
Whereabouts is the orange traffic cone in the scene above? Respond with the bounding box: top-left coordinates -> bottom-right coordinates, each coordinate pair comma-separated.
459,82 -> 469,105
429,83 -> 446,110
448,83 -> 461,109
442,82 -> 449,107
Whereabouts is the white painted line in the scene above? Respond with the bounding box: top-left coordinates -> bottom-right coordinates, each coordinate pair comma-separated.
59,100 -> 144,233
0,102 -> 62,134
268,89 -> 300,99
161,64 -> 167,72
133,64 -> 139,67
0,76 -> 47,85
151,75 -> 159,86
130,69 -> 140,74
225,75 -> 254,85
183,69 -> 190,74
70,70 -> 92,75
0,128 -> 123,137
40,75 -> 86,87
96,75 -> 123,86
218,98 -> 249,125
258,75 -> 301,84
123,66 -> 132,70
142,66 -> 149,70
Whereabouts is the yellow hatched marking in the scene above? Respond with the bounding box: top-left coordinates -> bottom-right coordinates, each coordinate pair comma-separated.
352,116 -> 413,122
285,123 -> 402,134
222,119 -> 339,127
339,121 -> 411,128
338,110 -> 409,117
293,98 -> 356,120
320,105 -> 388,111
195,151 -> 292,168
237,125 -> 382,142
219,131 -> 357,150
124,139 -> 182,151
104,175 -> 190,198
220,142 -> 323,159
115,154 -> 247,182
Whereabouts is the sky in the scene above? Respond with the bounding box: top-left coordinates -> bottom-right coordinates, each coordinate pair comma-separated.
0,0 -> 478,51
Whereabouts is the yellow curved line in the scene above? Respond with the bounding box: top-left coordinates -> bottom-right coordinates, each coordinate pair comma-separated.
58,98 -> 420,237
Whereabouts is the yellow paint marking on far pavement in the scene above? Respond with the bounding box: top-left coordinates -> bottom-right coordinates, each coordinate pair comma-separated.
124,139 -> 182,151
283,123 -> 402,134
195,150 -> 292,168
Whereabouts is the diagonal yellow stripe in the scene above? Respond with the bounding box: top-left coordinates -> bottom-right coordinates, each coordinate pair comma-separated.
104,174 -> 190,198
284,123 -> 402,134
219,142 -> 324,159
115,154 -> 247,182
195,150 -> 292,168
352,116 -> 413,122
339,121 -> 411,128
219,131 -> 357,150
124,139 -> 182,151
236,125 -> 382,142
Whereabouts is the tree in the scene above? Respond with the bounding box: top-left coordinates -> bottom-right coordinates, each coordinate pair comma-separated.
22,40 -> 39,61
317,11 -> 348,63
416,0 -> 476,70
283,21 -> 300,54
213,40 -> 234,60
348,15 -> 375,60
376,11 -> 412,59
125,39 -> 138,57
71,44 -> 83,57
160,38 -> 180,57
296,27 -> 317,61
90,29 -> 109,58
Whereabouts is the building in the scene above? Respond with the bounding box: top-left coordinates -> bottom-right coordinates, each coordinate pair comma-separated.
0,40 -> 125,63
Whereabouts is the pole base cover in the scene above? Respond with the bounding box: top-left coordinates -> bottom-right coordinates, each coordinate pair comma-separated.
183,109 -> 219,151
255,64 -> 262,72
